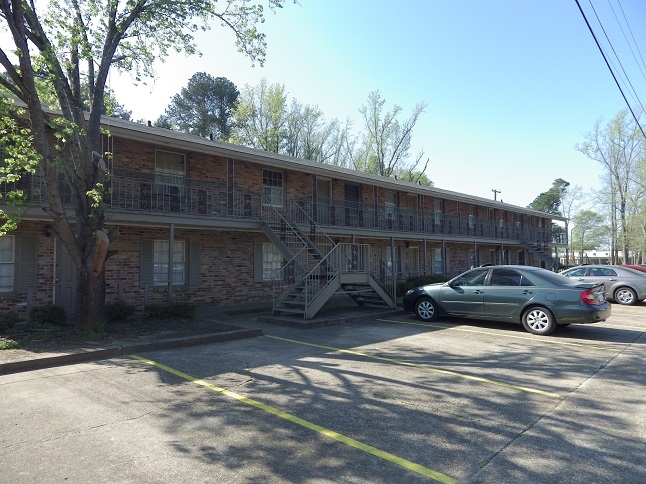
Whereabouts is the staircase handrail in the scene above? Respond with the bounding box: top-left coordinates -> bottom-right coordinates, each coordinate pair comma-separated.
289,199 -> 336,248
261,195 -> 318,276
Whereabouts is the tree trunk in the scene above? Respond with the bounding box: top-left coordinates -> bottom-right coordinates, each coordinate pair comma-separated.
75,267 -> 107,330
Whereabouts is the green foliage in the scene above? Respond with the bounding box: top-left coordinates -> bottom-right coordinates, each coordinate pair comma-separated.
0,97 -> 42,234
527,178 -> 570,215
571,210 -> 608,256
231,78 -> 289,152
159,73 -> 239,139
144,302 -> 196,320
0,340 -> 21,350
29,304 -> 68,326
357,90 -> 428,179
397,275 -> 451,297
105,300 -> 137,322
0,311 -> 21,331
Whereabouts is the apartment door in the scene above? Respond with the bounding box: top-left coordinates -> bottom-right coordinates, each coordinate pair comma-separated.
344,184 -> 361,226
317,178 -> 332,224
55,240 -> 77,318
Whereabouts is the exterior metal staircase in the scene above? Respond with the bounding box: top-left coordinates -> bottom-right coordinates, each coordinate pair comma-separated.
261,199 -> 396,319
522,242 -> 559,270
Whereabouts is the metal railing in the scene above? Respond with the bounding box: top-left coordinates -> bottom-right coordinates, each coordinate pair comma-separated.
1,170 -> 558,243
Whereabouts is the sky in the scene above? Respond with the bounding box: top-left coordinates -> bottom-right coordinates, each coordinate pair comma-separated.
104,1 -> 646,209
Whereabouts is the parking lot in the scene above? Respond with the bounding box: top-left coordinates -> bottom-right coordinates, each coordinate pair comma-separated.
1,305 -> 645,483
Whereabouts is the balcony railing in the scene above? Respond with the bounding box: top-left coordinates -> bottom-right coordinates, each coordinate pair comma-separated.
1,170 -> 556,243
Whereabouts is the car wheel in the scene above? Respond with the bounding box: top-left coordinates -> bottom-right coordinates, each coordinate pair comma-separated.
614,287 -> 637,305
521,307 -> 556,335
415,298 -> 439,322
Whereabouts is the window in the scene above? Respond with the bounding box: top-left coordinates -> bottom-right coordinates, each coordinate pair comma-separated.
491,268 -> 520,286
452,268 -> 488,286
433,199 -> 442,225
384,190 -> 397,225
468,206 -> 476,229
262,169 -> 283,207
262,243 -> 283,281
153,240 -> 185,285
155,150 -> 186,195
433,247 -> 443,274
0,235 -> 14,292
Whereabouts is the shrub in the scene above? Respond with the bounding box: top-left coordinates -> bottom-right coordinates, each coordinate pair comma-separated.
0,340 -> 20,350
30,304 -> 68,326
0,311 -> 21,331
105,300 -> 136,322
397,275 -> 452,297
144,302 -> 196,320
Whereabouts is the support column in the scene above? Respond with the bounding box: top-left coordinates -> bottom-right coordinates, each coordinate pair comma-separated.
168,223 -> 175,302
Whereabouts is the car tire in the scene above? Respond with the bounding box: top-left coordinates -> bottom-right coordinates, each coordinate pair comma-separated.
614,287 -> 637,305
415,298 -> 439,322
521,306 -> 556,335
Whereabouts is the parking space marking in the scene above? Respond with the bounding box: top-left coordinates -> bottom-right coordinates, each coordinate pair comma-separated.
266,335 -> 560,398
129,354 -> 456,484
379,319 -> 620,351
598,323 -> 646,331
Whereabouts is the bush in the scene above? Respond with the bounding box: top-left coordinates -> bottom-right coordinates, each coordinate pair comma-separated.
0,311 -> 21,331
397,275 -> 452,297
105,300 -> 136,322
144,302 -> 196,320
30,304 -> 68,326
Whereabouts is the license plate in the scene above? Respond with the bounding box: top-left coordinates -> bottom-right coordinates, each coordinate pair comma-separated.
596,292 -> 606,303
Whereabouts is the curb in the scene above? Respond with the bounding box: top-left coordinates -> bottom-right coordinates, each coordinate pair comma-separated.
0,328 -> 263,376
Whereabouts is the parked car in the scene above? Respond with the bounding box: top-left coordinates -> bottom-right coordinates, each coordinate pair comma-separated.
560,265 -> 646,305
402,265 -> 610,336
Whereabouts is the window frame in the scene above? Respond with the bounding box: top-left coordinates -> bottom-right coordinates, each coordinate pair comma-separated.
153,239 -> 186,286
0,235 -> 15,292
262,169 -> 284,208
155,149 -> 186,196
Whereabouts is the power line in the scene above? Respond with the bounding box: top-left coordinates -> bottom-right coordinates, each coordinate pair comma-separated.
574,0 -> 646,139
587,0 -> 646,116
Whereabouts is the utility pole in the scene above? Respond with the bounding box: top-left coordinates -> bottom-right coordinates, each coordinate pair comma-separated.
492,189 -> 501,201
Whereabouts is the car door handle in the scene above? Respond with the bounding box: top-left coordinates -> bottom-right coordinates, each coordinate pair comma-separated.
473,290 -> 483,294
523,290 -> 533,295
609,278 -> 617,281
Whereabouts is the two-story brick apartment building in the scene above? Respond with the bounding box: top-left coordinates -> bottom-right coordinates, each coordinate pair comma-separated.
0,114 -> 565,320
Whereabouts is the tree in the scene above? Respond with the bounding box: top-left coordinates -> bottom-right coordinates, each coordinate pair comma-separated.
527,178 -> 570,215
356,90 -> 428,179
0,97 -> 40,234
0,0 -> 289,329
158,73 -> 239,139
576,110 -> 645,264
571,210 -> 609,263
230,78 -> 289,152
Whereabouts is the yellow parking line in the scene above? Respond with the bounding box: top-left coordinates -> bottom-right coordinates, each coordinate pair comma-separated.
598,323 -> 646,331
266,335 -> 560,398
129,354 -> 456,484
378,319 -> 618,351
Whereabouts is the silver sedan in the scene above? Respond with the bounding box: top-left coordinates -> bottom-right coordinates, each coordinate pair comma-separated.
560,265 -> 646,305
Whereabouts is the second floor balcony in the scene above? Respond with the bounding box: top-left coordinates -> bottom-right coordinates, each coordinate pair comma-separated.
2,168 -> 556,244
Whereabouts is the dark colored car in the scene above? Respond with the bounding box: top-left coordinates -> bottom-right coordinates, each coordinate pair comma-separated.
402,265 -> 610,335
560,265 -> 646,305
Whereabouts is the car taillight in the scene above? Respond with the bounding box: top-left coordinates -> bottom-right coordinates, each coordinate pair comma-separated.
580,289 -> 597,305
